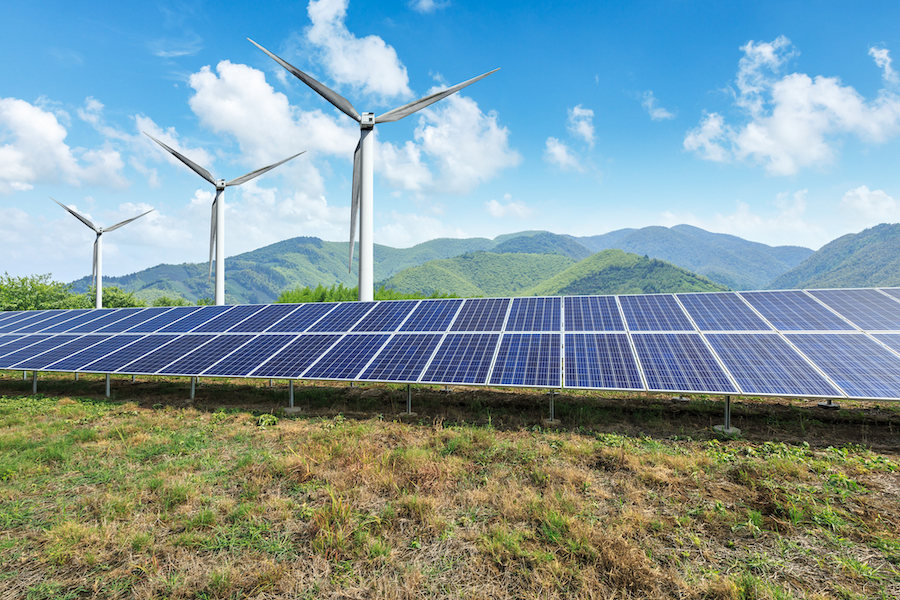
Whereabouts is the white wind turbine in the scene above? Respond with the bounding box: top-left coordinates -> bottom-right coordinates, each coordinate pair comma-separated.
145,133 -> 304,305
52,198 -> 154,309
249,38 -> 498,301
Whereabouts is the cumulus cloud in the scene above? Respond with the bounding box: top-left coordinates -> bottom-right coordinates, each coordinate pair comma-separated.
377,210 -> 467,248
869,46 -> 898,86
409,0 -> 450,13
378,139 -> 433,191
486,193 -> 532,218
641,91 -> 675,121
544,137 -> 583,172
0,97 -> 128,194
840,185 -> 897,221
566,104 -> 595,146
685,37 -> 900,175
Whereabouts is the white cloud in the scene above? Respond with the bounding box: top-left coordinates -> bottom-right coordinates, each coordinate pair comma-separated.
378,139 -> 433,191
486,193 -> 532,218
566,104 -> 595,146
869,46 -> 898,86
641,91 -> 675,121
148,33 -> 203,59
0,97 -> 128,194
409,0 -> 449,13
305,0 -> 412,100
685,37 -> 900,175
544,137 -> 583,172
377,210 -> 467,248
840,185 -> 897,221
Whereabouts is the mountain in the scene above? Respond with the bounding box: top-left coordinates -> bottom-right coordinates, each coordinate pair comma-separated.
768,223 -> 900,289
490,231 -> 593,261
525,249 -> 727,296
577,224 -> 812,290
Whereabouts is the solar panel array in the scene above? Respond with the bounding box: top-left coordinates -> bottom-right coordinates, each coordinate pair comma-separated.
5,288 -> 900,400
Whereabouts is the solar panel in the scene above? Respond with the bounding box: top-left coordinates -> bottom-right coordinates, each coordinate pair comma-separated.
13,310 -> 91,333
80,335 -> 179,373
127,306 -> 201,333
227,304 -> 301,332
0,335 -> 24,350
0,311 -> 63,333
786,333 -> 900,399
120,335 -> 216,374
564,333 -> 644,390
705,333 -> 841,397
564,296 -> 624,332
400,298 -> 463,332
632,333 -> 737,393
95,307 -> 174,333
421,333 -> 500,384
157,334 -> 255,375
489,333 -> 560,387
157,306 -> 231,333
619,295 -> 695,331
41,308 -> 130,333
880,288 -> 900,301
740,291 -> 853,331
0,335 -> 52,361
0,335 -> 80,369
358,333 -> 443,382
351,300 -> 418,332
303,334 -> 391,380
192,305 -> 266,333
677,292 -> 771,331
45,335 -> 148,372
808,289 -> 900,331
505,297 -> 561,332
872,333 -> 900,355
265,303 -> 337,332
201,334 -> 298,377
11,335 -> 111,371
0,311 -> 26,326
249,334 -> 342,378
450,298 -> 510,332
306,302 -> 376,332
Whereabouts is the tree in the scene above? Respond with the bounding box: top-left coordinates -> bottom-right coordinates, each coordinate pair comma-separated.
0,273 -> 77,311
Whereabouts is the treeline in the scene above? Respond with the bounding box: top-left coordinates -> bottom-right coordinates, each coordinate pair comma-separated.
276,284 -> 457,303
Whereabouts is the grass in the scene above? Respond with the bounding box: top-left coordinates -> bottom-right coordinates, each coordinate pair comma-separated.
0,373 -> 898,598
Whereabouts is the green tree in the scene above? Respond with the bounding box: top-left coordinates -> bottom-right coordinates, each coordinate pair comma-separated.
152,295 -> 194,307
277,283 -> 456,303
0,273 -> 77,311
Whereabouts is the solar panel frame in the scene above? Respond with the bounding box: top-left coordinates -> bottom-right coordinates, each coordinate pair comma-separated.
807,289 -> 900,331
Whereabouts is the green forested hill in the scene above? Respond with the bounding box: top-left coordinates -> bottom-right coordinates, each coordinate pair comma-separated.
490,231 -> 593,261
525,249 -> 727,296
768,223 -> 900,289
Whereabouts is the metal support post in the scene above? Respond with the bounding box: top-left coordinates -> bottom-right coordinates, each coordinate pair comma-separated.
399,384 -> 416,418
713,395 -> 741,436
289,380 -> 294,408
818,398 -> 840,410
269,379 -> 273,387
75,372 -> 79,382
105,374 -> 111,398
543,391 -> 561,426
132,374 -> 135,382
190,377 -> 196,399
32,371 -> 37,394
23,371 -> 27,380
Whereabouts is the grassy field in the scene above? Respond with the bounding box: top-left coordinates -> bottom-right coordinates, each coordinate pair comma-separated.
0,372 -> 898,599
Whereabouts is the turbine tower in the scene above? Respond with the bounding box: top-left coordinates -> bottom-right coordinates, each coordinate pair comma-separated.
249,38 -> 498,301
145,133 -> 304,305
52,198 -> 154,309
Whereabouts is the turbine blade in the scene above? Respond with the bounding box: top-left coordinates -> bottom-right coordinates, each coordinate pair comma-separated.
92,234 -> 99,292
144,132 -> 217,185
51,197 -> 98,232
375,68 -> 500,123
103,209 -> 155,233
349,137 -> 362,272
247,38 -> 361,122
208,200 -> 217,282
225,151 -> 306,187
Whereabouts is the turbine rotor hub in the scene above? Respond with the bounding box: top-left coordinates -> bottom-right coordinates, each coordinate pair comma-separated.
360,112 -> 375,129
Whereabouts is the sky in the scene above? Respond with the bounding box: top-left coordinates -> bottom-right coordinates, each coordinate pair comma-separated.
2,0 -> 900,283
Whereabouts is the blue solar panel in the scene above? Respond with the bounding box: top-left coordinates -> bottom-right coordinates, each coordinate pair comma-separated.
351,300 -> 418,332
564,296 -> 625,332
94,307 -> 173,333
158,306 -> 232,333
880,288 -> 900,301
0,311 -> 62,333
740,291 -> 853,331
303,334 -> 391,379
0,335 -> 24,350
421,333 -> 499,384
632,333 -> 738,393
13,310 -> 91,333
45,335 -> 147,372
787,333 -> 900,399
358,333 -> 443,382
619,295 -> 695,331
307,302 -> 376,332
191,305 -> 266,333
0,335 -> 80,369
706,333 -> 840,397
249,334 -> 342,378
0,311 -> 26,326
451,298 -> 510,332
227,304 -> 301,332
489,333 -> 560,387
400,299 -> 463,332
11,335 -> 111,371
265,303 -> 337,332
126,306 -> 201,333
677,292 -> 771,331
120,335 -> 216,373
873,333 -> 900,355
80,335 -> 178,372
0,335 -> 51,361
808,289 -> 900,331
202,334 -> 298,377
505,297 -> 561,332
157,335 -> 255,375
41,308 -> 126,333
564,333 -> 644,390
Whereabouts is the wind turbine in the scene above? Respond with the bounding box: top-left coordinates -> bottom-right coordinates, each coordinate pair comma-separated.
145,133 -> 304,305
249,38 -> 498,301
52,198 -> 154,309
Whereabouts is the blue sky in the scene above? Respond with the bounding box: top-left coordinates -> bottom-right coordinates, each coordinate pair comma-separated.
3,0 -> 900,283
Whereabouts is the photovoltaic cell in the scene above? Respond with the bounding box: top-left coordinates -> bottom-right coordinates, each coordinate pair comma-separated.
250,334 -> 341,378
202,334 -> 297,377
126,306 -> 201,333
157,306 -> 231,333
0,335 -> 24,350
45,335 -> 147,371
0,311 -> 63,333
95,307 -> 174,333
11,335 -> 111,370
564,296 -> 624,332
303,334 -> 391,379
740,291 -> 853,331
632,333 -> 737,393
808,289 -> 900,331
489,333 -> 560,387
43,308 -> 129,333
358,334 -> 442,382
619,295 -> 694,331
265,303 -> 337,332
880,288 -> 900,301
121,335 -> 215,373
0,335 -> 79,369
0,335 -> 52,364
421,333 -> 499,384
677,292 -> 771,331
0,311 -> 26,326
192,305 -> 266,333
307,302 -> 376,332
400,299 -> 463,332
80,335 -> 178,372
451,298 -> 510,332
228,304 -> 301,332
706,333 -> 840,397
564,333 -> 644,390
158,334 -> 255,375
351,300 -> 418,332
14,310 -> 90,333
873,333 -> 900,355
787,333 -> 900,399
505,297 -> 561,332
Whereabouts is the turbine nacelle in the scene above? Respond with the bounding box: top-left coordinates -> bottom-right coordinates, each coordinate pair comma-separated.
360,113 -> 375,129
